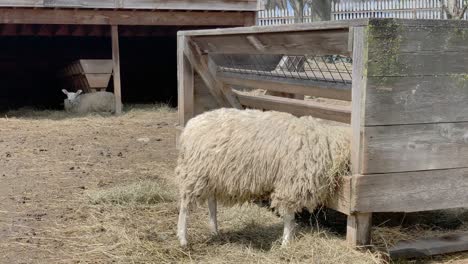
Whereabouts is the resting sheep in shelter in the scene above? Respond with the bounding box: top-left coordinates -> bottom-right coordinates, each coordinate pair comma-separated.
62,89 -> 115,114
176,108 -> 351,247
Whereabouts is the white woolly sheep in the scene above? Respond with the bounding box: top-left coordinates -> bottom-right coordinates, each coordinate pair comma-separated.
176,108 -> 350,247
62,89 -> 115,114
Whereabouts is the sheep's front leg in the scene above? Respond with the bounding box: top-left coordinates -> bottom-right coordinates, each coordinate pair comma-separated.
281,211 -> 295,247
208,196 -> 219,235
177,196 -> 190,247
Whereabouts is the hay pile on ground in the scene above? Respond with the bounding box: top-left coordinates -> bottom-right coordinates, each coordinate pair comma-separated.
0,105 -> 466,264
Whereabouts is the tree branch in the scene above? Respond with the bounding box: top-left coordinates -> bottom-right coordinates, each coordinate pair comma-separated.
460,2 -> 468,19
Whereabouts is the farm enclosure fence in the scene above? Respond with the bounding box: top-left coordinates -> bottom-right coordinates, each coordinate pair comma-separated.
257,0 -> 468,25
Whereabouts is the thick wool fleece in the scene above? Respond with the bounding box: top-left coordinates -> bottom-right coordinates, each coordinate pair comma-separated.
176,108 -> 350,214
64,91 -> 115,113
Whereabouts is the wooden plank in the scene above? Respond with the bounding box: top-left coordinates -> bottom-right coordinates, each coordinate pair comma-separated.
346,26 -> 372,248
369,25 -> 468,53
365,76 -> 468,126
352,169 -> 468,212
218,72 -> 352,101
194,73 -> 219,116
367,51 -> 468,77
184,39 -> 241,109
367,20 -> 468,77
84,74 -> 112,88
389,233 -> 468,259
111,25 -> 122,115
326,175 -> 351,215
122,0 -> 259,11
350,26 -> 367,175
362,122 -> 468,174
177,35 -> 194,126
234,91 -> 351,123
0,0 -> 259,11
191,29 -> 350,55
0,8 -> 250,26
346,213 -> 372,247
181,19 -> 368,36
80,60 -> 113,74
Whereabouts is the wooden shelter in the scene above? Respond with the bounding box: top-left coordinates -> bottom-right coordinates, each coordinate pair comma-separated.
177,18 -> 468,252
0,0 -> 259,113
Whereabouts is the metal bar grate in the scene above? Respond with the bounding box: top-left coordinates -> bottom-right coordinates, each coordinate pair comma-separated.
214,54 -> 352,85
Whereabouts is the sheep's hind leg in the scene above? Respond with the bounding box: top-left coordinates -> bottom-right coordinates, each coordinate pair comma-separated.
281,210 -> 295,247
208,196 -> 219,235
177,195 -> 190,247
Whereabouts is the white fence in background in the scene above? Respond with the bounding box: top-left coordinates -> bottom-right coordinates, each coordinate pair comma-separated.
257,8 -> 313,25
257,0 -> 468,25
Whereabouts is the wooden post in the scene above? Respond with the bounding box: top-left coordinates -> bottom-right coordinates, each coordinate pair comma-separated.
111,25 -> 123,115
346,212 -> 372,247
177,34 -> 194,127
347,26 -> 372,247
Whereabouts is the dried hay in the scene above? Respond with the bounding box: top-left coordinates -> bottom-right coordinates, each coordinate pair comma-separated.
87,180 -> 176,205
0,105 -> 466,264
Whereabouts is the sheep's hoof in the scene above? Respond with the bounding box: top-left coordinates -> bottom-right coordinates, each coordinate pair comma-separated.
179,239 -> 188,248
281,239 -> 290,248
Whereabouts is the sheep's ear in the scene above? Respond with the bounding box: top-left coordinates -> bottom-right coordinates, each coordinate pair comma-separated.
76,90 -> 83,95
62,89 -> 69,95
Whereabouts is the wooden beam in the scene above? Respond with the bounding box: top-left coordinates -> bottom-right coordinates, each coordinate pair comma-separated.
362,122 -> 468,174
346,213 -> 372,247
347,26 -> 371,248
0,0 -> 260,11
352,169 -> 468,213
234,91 -> 351,123
218,72 -> 352,101
111,25 -> 122,115
183,38 -> 241,109
325,175 -> 351,215
389,233 -> 468,259
177,35 -> 194,126
350,26 -> 367,177
181,19 -> 368,36
191,29 -> 350,55
0,8 -> 250,26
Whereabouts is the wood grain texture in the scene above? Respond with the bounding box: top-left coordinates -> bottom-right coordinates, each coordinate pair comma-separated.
184,40 -> 241,109
365,76 -> 468,126
234,91 -> 351,123
191,29 -> 349,55
79,60 -> 113,74
362,122 -> 468,174
346,212 -> 372,246
369,26 -> 468,53
177,35 -> 194,126
194,73 -> 219,116
367,19 -> 468,77
326,176 -> 351,215
111,25 -> 122,115
0,8 -> 250,26
353,169 -> 468,212
0,0 -> 259,11
181,19 -> 368,36
218,72 -> 352,101
367,51 -> 468,77
389,232 -> 468,259
350,26 -> 368,175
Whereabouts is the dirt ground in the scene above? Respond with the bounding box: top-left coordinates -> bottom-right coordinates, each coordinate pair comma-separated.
0,105 -> 467,264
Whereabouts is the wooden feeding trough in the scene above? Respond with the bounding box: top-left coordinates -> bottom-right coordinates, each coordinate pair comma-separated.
61,60 -> 113,93
177,18 -> 468,253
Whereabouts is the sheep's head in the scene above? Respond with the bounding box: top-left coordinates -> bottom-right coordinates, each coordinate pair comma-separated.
62,89 -> 83,104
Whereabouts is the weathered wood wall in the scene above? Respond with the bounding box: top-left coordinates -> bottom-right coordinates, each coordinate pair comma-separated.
352,19 -> 468,213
